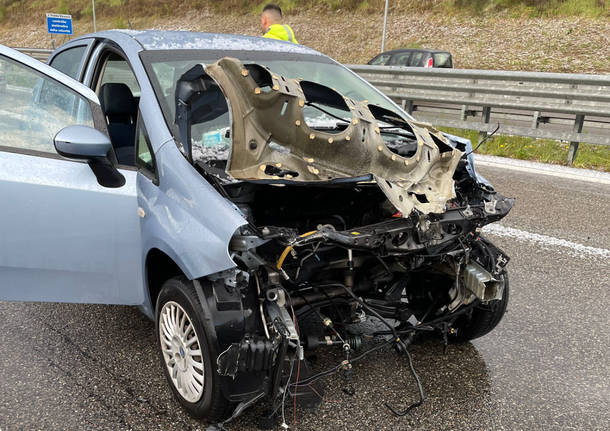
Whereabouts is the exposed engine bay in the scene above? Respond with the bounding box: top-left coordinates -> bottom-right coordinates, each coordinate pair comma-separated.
175,58 -> 515,428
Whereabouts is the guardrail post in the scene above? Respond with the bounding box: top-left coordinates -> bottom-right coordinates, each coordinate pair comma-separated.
401,99 -> 414,115
479,106 -> 491,145
532,111 -> 540,129
567,114 -> 584,165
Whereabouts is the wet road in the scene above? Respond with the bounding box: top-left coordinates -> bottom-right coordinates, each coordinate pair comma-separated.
1,160 -> 609,431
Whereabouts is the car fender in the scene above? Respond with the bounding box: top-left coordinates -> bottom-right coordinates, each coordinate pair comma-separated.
137,142 -> 247,313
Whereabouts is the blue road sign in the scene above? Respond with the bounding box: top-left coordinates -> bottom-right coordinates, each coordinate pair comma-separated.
46,13 -> 73,35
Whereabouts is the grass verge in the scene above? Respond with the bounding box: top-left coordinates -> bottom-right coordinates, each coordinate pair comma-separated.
439,127 -> 610,172
0,0 -> 608,23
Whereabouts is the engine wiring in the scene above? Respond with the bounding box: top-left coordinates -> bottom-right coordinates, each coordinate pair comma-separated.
323,283 -> 427,416
264,284 -> 482,426
288,338 -> 394,388
280,355 -> 295,430
298,292 -> 348,346
281,288 -> 303,429
257,195 -> 509,426
276,230 -> 318,270
278,280 -> 429,420
385,347 -> 425,416
294,242 -> 322,281
334,283 -> 399,340
280,267 -> 488,422
463,123 -> 500,157
271,240 -> 476,422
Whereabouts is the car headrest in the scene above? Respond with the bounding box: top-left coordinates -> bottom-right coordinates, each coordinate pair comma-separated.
99,83 -> 137,117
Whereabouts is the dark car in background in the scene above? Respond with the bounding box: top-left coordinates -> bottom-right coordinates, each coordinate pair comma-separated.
368,48 -> 453,68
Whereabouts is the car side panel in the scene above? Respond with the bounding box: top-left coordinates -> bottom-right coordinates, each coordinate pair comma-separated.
56,35 -> 248,313
101,41 -> 248,313
137,141 -> 247,302
0,151 -> 143,304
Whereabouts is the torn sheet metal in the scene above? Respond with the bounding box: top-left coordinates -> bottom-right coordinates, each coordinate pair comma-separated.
203,57 -> 463,215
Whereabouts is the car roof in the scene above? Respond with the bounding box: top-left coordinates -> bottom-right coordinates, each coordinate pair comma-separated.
75,29 -> 323,56
375,48 -> 451,56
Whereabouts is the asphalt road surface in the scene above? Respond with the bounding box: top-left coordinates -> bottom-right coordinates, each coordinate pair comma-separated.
1,158 -> 609,431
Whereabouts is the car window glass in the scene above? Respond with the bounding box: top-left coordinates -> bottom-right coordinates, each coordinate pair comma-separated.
150,61 -> 175,99
433,53 -> 452,68
150,62 -> 231,160
136,120 -> 155,173
0,55 -> 94,154
389,53 -> 411,66
49,46 -> 87,80
409,52 -> 424,66
99,54 -> 141,97
148,55 -> 408,161
189,89 -> 231,163
150,58 -> 398,129
369,54 -> 391,65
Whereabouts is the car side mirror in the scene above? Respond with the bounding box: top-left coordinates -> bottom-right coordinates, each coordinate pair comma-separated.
54,125 -> 125,188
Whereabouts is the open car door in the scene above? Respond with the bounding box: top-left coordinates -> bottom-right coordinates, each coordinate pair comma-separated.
0,45 -> 143,305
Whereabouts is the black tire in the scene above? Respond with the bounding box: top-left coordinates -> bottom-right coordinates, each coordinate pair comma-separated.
451,271 -> 509,342
155,276 -> 233,421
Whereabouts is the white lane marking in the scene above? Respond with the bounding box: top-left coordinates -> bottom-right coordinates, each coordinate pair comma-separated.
483,224 -> 610,260
474,155 -> 610,186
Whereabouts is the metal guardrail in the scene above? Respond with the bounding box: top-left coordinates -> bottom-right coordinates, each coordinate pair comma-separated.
13,47 -> 53,62
11,48 -> 609,164
349,65 -> 610,164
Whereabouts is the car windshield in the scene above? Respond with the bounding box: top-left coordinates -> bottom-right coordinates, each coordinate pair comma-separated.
142,50 -> 409,163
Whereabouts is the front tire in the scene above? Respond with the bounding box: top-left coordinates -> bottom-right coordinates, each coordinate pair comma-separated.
155,276 -> 232,421
452,271 -> 509,342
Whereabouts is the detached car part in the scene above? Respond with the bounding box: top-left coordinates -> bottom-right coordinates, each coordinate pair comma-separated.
177,58 -> 461,215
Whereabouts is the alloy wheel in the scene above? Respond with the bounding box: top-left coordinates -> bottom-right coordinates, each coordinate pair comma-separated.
159,301 -> 205,403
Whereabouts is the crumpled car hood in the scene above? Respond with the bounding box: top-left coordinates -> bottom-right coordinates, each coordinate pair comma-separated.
200,57 -> 463,215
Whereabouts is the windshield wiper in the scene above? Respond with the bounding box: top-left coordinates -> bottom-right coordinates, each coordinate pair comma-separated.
306,101 -> 417,141
379,128 -> 416,139
305,101 -> 350,124
310,124 -> 349,132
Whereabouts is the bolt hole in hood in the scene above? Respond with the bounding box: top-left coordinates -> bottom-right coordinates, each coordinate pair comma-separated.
174,57 -> 464,217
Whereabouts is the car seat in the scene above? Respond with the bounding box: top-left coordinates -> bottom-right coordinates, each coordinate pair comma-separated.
99,83 -> 137,165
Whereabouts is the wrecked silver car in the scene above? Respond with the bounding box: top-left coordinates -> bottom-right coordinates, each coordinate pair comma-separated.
155,53 -> 513,426
8,32 -> 512,428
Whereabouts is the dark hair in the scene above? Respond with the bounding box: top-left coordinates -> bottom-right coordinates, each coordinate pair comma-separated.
263,3 -> 282,17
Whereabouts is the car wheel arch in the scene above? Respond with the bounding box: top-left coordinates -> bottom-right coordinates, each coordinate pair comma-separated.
145,247 -> 187,311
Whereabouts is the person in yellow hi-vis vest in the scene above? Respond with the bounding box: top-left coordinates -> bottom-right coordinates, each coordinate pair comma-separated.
260,3 -> 298,44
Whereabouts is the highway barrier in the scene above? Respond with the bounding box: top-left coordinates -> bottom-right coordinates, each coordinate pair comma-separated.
349,65 -> 610,164
13,47 -> 53,62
